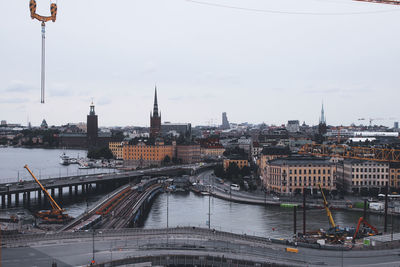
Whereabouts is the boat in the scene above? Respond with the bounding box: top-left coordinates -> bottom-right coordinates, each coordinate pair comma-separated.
59,153 -> 70,165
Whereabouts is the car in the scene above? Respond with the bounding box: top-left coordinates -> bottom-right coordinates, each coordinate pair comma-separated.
230,184 -> 240,191
273,196 -> 280,201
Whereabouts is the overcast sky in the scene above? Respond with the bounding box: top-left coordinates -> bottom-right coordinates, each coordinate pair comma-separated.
1,0 -> 399,127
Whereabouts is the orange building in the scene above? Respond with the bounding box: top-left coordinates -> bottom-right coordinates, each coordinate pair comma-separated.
122,141 -> 173,167
223,158 -> 249,170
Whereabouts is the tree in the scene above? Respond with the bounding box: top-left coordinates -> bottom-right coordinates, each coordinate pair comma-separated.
214,164 -> 225,178
162,155 -> 171,165
87,147 -> 114,159
226,162 -> 240,180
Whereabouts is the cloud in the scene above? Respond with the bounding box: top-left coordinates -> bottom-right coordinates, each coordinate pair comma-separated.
0,97 -> 30,104
2,80 -> 36,93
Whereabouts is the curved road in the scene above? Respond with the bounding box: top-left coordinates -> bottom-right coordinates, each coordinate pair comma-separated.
3,227 -> 400,267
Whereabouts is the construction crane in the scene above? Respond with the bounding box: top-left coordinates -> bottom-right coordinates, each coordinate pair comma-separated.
24,164 -> 71,223
299,144 -> 400,162
318,184 -> 347,243
354,0 -> 400,4
352,217 -> 379,242
29,0 -> 57,104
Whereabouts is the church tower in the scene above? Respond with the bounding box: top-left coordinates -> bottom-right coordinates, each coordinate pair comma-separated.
150,87 -> 161,138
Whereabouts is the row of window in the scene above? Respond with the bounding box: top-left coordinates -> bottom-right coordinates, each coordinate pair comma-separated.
352,168 -> 388,173
352,174 -> 388,179
289,169 -> 331,175
352,181 -> 388,186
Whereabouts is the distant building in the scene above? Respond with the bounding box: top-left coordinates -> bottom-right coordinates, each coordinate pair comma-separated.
258,146 -> 291,179
221,112 -> 230,129
200,144 -> 225,159
0,120 -> 6,126
40,119 -> 48,129
263,156 -> 336,195
161,122 -> 191,137
389,162 -> 400,190
150,87 -> 161,139
340,160 -> 389,194
223,156 -> 249,171
395,122 -> 399,129
122,140 -> 174,168
176,144 -> 201,164
318,103 -> 327,135
286,120 -> 300,133
87,102 -> 98,147
109,141 -> 124,159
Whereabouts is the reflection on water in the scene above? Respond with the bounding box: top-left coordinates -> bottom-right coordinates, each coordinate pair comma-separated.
142,192 -> 400,238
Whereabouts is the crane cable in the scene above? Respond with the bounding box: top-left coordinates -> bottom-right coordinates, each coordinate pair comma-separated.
185,0 -> 400,15
29,0 -> 57,103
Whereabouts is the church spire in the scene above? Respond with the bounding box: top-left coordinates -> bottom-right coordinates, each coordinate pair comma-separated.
320,102 -> 326,125
153,86 -> 159,117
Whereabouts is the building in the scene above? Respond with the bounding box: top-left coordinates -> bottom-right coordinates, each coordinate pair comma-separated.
263,156 -> 336,195
150,88 -> 161,139
286,120 -> 300,133
109,141 -> 124,159
341,159 -> 389,194
176,144 -> 201,164
394,122 -> 399,129
259,146 -> 291,179
87,102 -> 98,147
123,140 -> 174,168
318,103 -> 327,135
221,112 -> 230,129
389,162 -> 400,190
223,157 -> 249,170
200,144 -> 225,159
161,122 -> 191,137
40,119 -> 48,129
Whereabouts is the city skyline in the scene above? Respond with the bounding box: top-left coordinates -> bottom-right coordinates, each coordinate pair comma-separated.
1,0 -> 399,127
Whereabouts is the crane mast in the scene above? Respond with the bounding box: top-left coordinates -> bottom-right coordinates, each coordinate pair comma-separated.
318,183 -> 336,228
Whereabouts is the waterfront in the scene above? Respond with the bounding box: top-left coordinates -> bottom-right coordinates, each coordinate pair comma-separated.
1,148 -> 399,238
0,147 -> 113,183
142,191 -> 400,239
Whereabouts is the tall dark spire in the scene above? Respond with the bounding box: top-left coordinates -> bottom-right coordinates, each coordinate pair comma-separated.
153,86 -> 159,117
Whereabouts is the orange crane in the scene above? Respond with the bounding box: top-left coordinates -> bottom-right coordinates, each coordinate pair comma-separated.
352,217 -> 379,242
24,165 -> 71,223
29,0 -> 57,104
299,144 -> 400,162
354,0 -> 400,5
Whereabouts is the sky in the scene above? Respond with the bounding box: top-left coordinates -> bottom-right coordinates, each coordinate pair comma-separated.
1,0 -> 400,127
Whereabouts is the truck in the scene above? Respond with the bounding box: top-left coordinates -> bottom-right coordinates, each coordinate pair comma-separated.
369,202 -> 384,211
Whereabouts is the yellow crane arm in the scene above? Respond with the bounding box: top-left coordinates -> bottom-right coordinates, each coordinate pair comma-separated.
319,183 -> 336,228
29,0 -> 57,23
24,165 -> 63,212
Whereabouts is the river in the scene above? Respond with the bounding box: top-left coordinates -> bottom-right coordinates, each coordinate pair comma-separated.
1,147 -> 398,237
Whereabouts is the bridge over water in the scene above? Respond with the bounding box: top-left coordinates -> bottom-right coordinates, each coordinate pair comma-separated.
0,164 -> 213,208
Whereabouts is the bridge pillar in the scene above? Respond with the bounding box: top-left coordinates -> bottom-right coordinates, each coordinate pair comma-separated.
1,194 -> 5,208
74,185 -> 78,196
7,193 -> 11,207
15,193 -> 19,206
23,192 -> 26,206
51,188 -> 55,199
69,186 -> 72,198
27,191 -> 30,207
81,184 -> 85,195
37,189 -> 42,207
58,187 -> 63,199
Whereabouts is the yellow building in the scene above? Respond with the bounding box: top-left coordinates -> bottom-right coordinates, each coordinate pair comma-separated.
263,156 -> 336,195
122,141 -> 174,167
109,142 -> 124,159
258,147 -> 291,179
223,158 -> 249,170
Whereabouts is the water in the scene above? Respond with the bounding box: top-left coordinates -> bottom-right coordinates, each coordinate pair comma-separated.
1,148 -> 399,238
142,192 -> 400,238
0,147 -> 112,183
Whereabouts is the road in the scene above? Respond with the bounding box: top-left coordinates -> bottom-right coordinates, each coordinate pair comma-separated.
3,227 -> 400,266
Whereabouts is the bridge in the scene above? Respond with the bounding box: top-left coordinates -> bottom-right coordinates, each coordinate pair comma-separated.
3,227 -> 400,266
0,163 -> 213,209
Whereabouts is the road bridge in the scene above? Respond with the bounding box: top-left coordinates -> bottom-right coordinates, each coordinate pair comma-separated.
0,163 -> 212,209
3,227 -> 400,266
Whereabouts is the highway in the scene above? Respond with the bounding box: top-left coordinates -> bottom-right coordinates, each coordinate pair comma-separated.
3,227 -> 400,266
